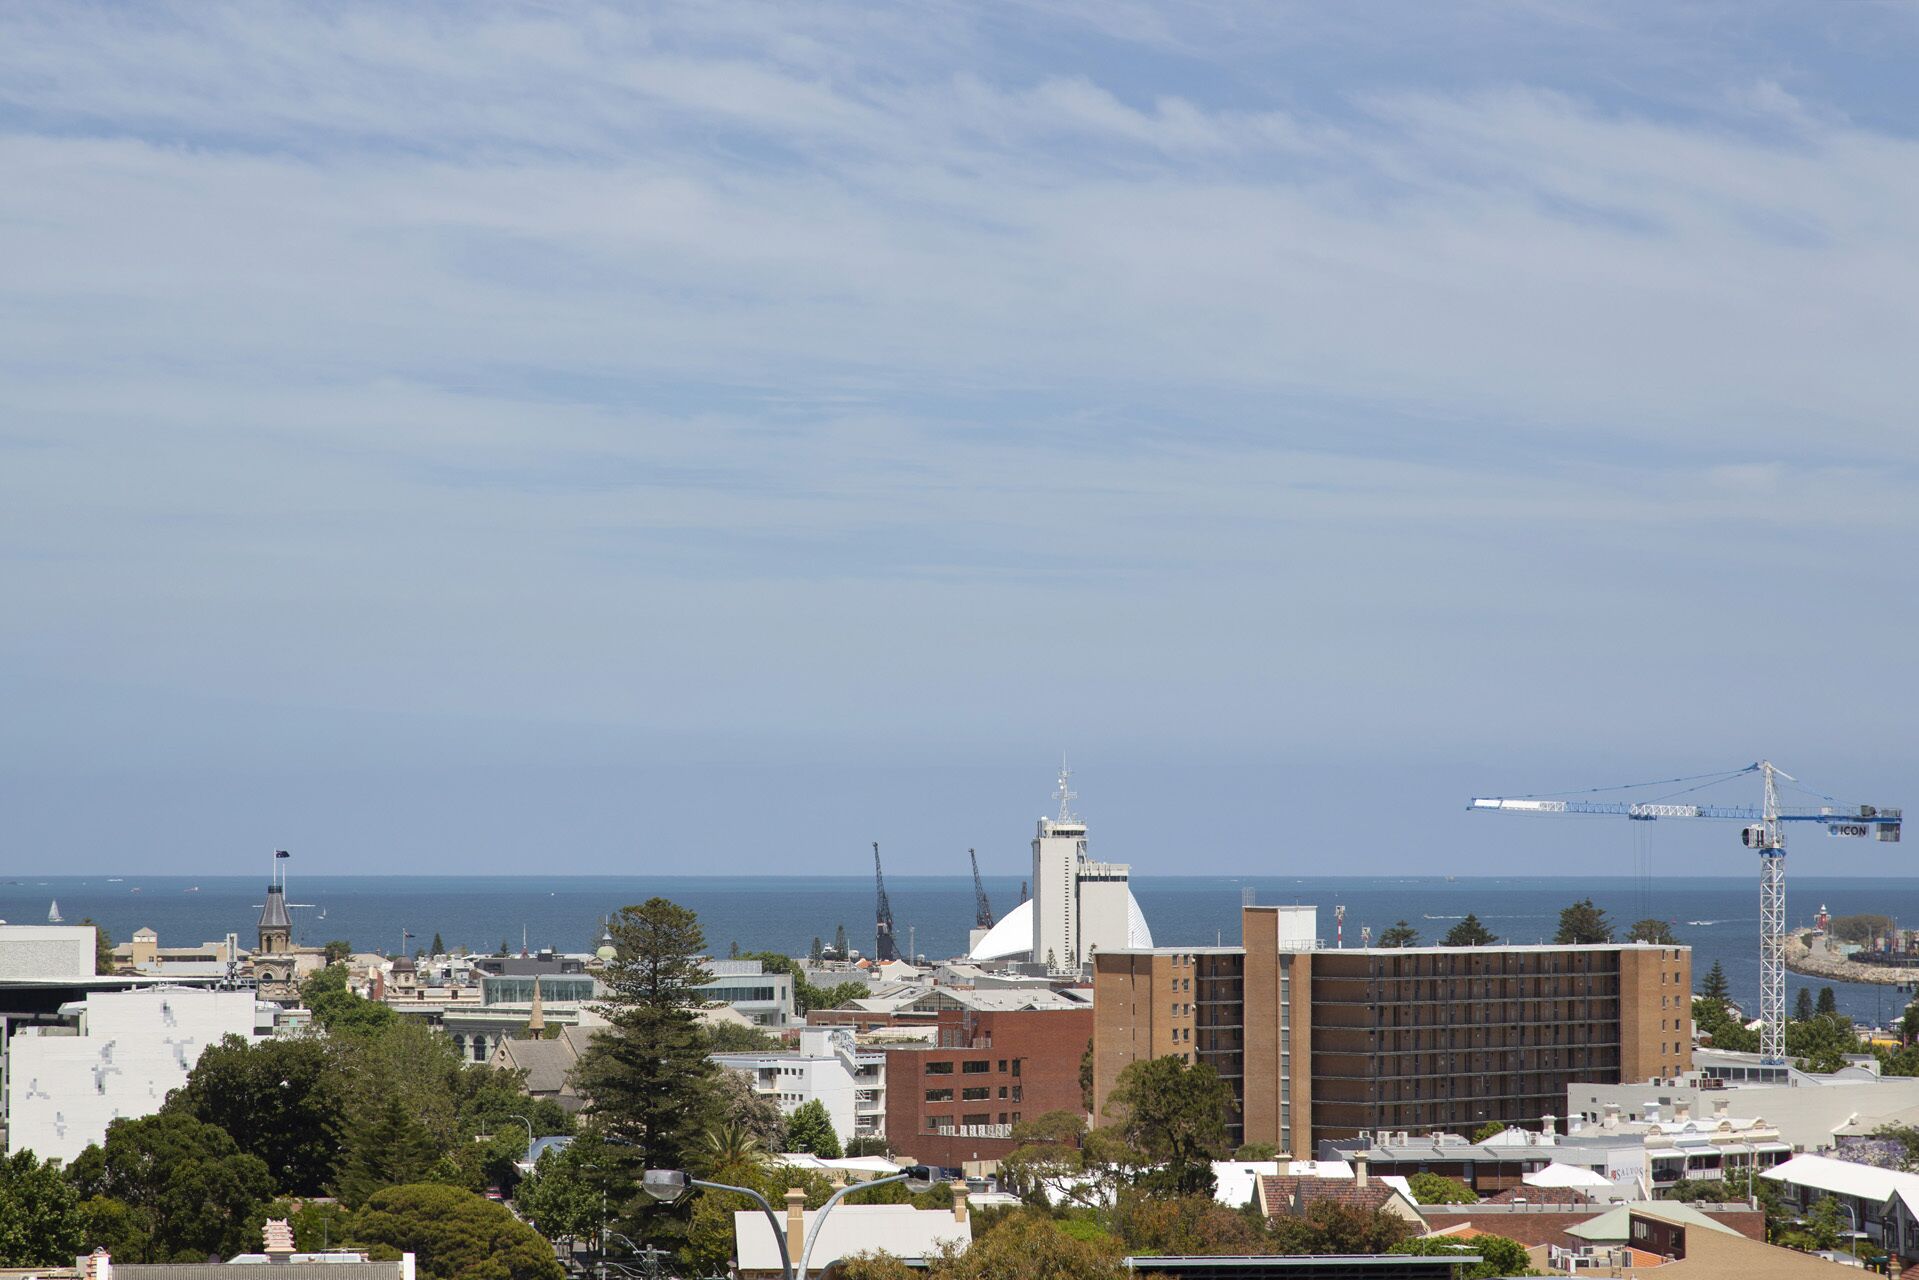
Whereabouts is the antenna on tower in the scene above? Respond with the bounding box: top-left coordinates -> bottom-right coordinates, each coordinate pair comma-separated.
1055,756 -> 1078,822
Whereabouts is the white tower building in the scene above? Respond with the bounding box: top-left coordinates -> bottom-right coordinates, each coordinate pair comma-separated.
1029,763 -> 1147,974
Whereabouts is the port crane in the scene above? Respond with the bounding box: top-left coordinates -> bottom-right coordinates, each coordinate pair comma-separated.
970,848 -> 994,929
1471,761 -> 1900,1065
872,842 -> 900,962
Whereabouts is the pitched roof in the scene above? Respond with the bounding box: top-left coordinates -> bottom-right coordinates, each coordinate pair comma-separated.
733,1204 -> 969,1272
1257,1175 -> 1404,1218
492,1025 -> 597,1097
1485,1183 -> 1594,1206
257,885 -> 291,931
1565,1202 -> 1744,1243
1763,1152 -> 1919,1221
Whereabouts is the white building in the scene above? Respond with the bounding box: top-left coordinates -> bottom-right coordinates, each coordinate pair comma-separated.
699,960 -> 796,1027
0,925 -> 98,981
6,985 -> 271,1162
734,1191 -> 972,1280
711,1026 -> 885,1146
969,766 -> 1153,974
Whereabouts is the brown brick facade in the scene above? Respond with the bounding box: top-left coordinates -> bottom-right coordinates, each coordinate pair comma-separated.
1094,908 -> 1691,1153
885,1006 -> 1093,1171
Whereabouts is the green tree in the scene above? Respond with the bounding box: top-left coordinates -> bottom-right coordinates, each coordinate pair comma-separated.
1693,996 -> 1760,1053
704,1021 -> 785,1053
165,1034 -> 346,1196
1443,915 -> 1495,947
0,1150 -> 85,1265
1117,1191 -> 1269,1255
516,1130 -> 613,1250
1794,988 -> 1815,1022
698,1121 -> 768,1182
1080,1040 -> 1095,1112
66,1113 -> 273,1261
430,932 -> 444,957
1555,899 -> 1613,945
1831,914 -> 1895,945
301,964 -> 397,1036
713,1067 -> 788,1150
1377,921 -> 1420,948
1471,1121 -> 1507,1144
332,1094 -> 443,1207
572,898 -> 722,1240
1407,1172 -> 1477,1204
1267,1202 -> 1416,1254
81,918 -> 115,974
1817,986 -> 1839,1017
1104,1056 -> 1232,1196
934,1212 -> 1125,1280
1787,1012 -> 1860,1075
1700,960 -> 1731,1002
1628,918 -> 1678,945
1393,1233 -> 1536,1279
785,1099 -> 843,1157
355,1184 -> 565,1280
323,939 -> 353,964
1232,1142 -> 1280,1160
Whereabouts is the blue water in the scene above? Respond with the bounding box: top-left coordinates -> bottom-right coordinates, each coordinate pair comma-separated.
9,874 -> 1917,1025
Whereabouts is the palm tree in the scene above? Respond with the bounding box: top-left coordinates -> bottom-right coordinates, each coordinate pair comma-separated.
699,1121 -> 766,1180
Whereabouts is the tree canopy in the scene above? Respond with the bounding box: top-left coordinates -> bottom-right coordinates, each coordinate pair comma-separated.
1103,1056 -> 1232,1197
0,1151 -> 84,1265
785,1099 -> 843,1158
1442,915 -> 1495,947
1407,1172 -> 1477,1204
66,1112 -> 274,1262
1627,918 -> 1678,945
1554,898 -> 1614,945
1699,960 -> 1731,1002
1377,921 -> 1420,948
165,1034 -> 346,1197
355,1184 -> 565,1280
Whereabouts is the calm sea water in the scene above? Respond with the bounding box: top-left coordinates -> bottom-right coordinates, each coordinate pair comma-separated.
9,874 -> 1918,1025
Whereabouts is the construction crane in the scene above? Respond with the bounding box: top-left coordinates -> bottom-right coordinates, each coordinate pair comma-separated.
970,848 -> 995,929
872,842 -> 900,963
1471,761 -> 1900,1064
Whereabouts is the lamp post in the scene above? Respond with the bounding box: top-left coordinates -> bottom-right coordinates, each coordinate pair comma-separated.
507,1114 -> 536,1161
795,1174 -> 909,1280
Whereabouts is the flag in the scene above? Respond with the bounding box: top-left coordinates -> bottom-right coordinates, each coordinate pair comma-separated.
275,850 -> 291,858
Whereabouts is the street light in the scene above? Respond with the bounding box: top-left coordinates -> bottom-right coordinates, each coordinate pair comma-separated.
643,1168 -> 913,1280
507,1114 -> 537,1160
644,1170 -> 790,1280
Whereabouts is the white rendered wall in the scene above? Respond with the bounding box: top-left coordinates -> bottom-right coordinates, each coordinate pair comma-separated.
1031,820 -> 1084,972
0,926 -> 98,980
1076,872 -> 1133,963
6,987 -> 263,1162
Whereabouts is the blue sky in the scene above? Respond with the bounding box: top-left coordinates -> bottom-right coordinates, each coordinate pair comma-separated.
1,2 -> 1914,878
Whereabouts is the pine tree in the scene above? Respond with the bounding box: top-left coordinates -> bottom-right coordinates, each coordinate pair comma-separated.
1379,921 -> 1420,948
728,940 -> 740,959
1627,918 -> 1678,945
572,899 -> 721,1228
833,923 -> 847,956
809,936 -> 824,964
1555,898 -> 1614,945
1443,914 -> 1495,947
1817,986 -> 1839,1017
430,932 -> 444,957
1700,961 -> 1731,1003
333,1094 -> 440,1208
1795,988 -> 1815,1021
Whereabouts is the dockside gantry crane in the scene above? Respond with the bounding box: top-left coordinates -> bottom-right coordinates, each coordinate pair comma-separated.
970,848 -> 994,929
873,842 -> 900,963
1471,761 -> 1900,1064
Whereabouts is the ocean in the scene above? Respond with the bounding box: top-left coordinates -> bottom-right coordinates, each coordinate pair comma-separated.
10,873 -> 1918,1026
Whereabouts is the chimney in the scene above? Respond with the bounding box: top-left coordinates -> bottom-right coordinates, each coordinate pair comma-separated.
1354,1151 -> 1369,1189
1713,1098 -> 1729,1120
785,1188 -> 807,1261
1674,1099 -> 1691,1123
1541,1114 -> 1557,1138
950,1179 -> 969,1224
84,1250 -> 111,1280
263,1219 -> 296,1261
1602,1104 -> 1620,1131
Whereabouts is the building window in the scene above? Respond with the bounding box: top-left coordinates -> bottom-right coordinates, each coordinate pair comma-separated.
1012,1059 -> 1022,1077
925,1089 -> 953,1103
962,1087 -> 990,1101
925,1062 -> 953,1075
962,1113 -> 990,1126
1011,1085 -> 1022,1102
962,1060 -> 991,1074
999,1087 -> 1008,1099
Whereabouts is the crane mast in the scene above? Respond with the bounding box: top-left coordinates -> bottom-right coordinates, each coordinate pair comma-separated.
970,848 -> 994,929
872,841 -> 899,963
1471,760 -> 1899,1065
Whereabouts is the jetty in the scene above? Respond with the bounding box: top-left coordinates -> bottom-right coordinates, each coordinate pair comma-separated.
1785,929 -> 1914,987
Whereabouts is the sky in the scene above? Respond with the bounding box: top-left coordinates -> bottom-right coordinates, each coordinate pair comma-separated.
1,2 -> 1915,878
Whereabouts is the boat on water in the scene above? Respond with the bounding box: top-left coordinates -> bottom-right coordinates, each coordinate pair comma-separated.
47,900 -> 63,924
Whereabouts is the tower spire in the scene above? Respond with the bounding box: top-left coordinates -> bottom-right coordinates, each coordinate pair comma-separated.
1054,756 -> 1077,823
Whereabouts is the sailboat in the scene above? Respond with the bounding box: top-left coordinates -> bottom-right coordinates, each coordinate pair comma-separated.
47,899 -> 63,924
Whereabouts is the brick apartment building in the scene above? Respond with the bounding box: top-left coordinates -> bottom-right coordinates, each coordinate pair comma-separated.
884,1002 -> 1094,1171
1094,905 -> 1690,1155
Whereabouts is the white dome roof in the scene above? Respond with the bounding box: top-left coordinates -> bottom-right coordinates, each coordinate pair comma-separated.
966,892 -> 1154,961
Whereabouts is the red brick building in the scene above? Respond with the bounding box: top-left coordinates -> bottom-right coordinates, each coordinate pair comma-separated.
884,1002 -> 1094,1172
